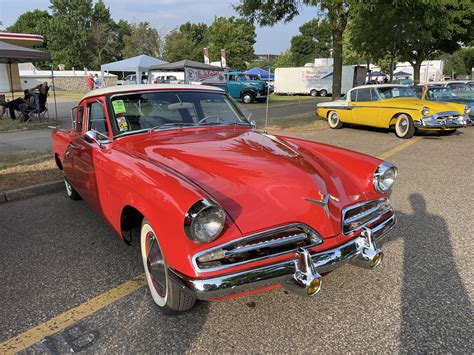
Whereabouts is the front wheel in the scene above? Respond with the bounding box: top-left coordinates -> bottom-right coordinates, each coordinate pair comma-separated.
394,114 -> 415,139
327,111 -> 343,129
241,93 -> 254,104
141,219 -> 196,314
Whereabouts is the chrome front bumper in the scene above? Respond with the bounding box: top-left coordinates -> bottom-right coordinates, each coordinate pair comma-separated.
169,215 -> 396,300
415,112 -> 468,129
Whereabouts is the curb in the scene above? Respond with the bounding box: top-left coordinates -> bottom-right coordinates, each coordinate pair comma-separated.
1,180 -> 63,204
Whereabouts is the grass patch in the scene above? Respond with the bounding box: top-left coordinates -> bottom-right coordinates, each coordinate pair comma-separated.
0,150 -> 62,190
0,118 -> 53,132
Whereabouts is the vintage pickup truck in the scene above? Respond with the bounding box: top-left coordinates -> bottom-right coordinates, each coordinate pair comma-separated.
51,84 -> 397,314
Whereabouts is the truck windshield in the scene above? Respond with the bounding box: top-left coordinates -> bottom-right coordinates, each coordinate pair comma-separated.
110,91 -> 249,137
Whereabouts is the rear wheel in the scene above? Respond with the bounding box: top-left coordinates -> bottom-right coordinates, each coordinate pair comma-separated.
141,219 -> 196,314
395,114 -> 415,139
327,111 -> 343,129
310,89 -> 318,97
439,129 -> 456,136
241,92 -> 254,104
64,178 -> 81,200
319,89 -> 328,97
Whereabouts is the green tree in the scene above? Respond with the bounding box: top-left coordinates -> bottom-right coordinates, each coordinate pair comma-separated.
163,22 -> 208,62
47,0 -> 94,68
89,0 -> 117,68
274,49 -> 295,68
350,0 -> 474,83
112,20 -> 133,61
439,47 -> 474,77
206,16 -> 256,69
290,19 -> 332,66
247,58 -> 275,69
6,10 -> 51,42
236,0 -> 353,99
123,22 -> 162,58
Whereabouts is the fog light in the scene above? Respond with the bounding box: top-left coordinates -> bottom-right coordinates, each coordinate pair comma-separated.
307,278 -> 322,295
370,252 -> 383,268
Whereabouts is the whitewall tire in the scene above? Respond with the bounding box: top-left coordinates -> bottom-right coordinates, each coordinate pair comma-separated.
395,114 -> 415,139
327,111 -> 343,129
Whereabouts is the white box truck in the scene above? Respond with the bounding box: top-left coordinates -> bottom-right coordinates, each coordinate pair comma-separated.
274,65 -> 367,97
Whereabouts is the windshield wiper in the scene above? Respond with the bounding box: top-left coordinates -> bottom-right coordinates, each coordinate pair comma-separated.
197,121 -> 251,127
114,128 -> 150,140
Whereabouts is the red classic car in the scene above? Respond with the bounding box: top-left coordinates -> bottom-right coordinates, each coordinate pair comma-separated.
52,84 -> 397,314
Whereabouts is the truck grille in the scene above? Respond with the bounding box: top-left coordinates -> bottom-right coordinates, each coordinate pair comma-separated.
342,198 -> 393,235
193,224 -> 323,272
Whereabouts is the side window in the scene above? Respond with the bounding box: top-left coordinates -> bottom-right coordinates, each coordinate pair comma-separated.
370,89 -> 380,101
74,105 -> 84,133
350,90 -> 357,101
228,75 -> 236,81
87,101 -> 109,138
355,89 -> 372,102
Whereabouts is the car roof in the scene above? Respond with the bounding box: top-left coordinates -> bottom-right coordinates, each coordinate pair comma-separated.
81,83 -> 225,100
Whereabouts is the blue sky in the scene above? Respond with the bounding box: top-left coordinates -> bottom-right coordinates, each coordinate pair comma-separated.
0,0 -> 316,54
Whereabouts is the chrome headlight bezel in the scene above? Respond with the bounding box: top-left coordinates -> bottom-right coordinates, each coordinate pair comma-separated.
184,198 -> 226,243
421,107 -> 430,116
464,105 -> 471,115
373,162 -> 398,193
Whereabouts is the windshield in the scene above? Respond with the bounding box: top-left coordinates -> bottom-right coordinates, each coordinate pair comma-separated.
428,87 -> 457,99
377,86 -> 416,99
449,83 -> 471,91
109,91 -> 249,137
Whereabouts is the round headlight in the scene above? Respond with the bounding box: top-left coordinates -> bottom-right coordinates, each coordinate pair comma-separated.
464,105 -> 471,114
421,107 -> 430,116
373,162 -> 398,193
184,199 -> 226,243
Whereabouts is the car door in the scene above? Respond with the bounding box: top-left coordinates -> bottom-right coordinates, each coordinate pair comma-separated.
69,98 -> 111,209
350,88 -> 381,127
63,104 -> 85,187
227,74 -> 242,98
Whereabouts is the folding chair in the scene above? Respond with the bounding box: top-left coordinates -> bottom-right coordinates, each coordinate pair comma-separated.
22,95 -> 48,123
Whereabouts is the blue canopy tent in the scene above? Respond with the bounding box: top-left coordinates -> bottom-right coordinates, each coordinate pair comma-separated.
100,54 -> 167,86
244,67 -> 274,81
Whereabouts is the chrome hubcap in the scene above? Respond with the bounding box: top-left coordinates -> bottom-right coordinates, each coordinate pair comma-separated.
330,113 -> 338,125
244,95 -> 251,103
64,179 -> 72,195
146,232 -> 166,297
399,118 -> 408,134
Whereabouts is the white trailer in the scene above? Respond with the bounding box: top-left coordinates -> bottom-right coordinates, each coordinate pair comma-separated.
274,65 -> 367,96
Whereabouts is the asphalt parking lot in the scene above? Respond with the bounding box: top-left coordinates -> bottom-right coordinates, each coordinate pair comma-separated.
1,123 -> 473,353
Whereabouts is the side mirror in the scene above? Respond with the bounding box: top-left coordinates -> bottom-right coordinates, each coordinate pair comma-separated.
84,130 -> 98,144
250,120 -> 257,128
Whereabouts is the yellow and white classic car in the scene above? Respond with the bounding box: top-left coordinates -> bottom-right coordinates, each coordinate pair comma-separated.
316,84 -> 470,138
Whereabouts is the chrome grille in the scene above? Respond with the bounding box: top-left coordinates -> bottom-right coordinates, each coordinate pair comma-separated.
342,198 -> 393,235
193,224 -> 323,272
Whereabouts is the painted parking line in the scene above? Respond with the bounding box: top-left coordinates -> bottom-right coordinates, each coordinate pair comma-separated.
377,137 -> 423,160
0,136 -> 423,353
0,275 -> 146,354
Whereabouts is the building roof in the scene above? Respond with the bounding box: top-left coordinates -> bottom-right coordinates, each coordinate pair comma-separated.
81,83 -> 225,100
0,32 -> 44,48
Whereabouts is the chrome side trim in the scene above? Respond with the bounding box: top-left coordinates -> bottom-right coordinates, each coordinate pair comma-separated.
170,215 -> 395,301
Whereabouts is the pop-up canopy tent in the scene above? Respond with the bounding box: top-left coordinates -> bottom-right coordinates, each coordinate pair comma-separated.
244,67 -> 274,81
0,40 -> 57,118
100,54 -> 167,85
149,60 -> 225,84
394,71 -> 411,77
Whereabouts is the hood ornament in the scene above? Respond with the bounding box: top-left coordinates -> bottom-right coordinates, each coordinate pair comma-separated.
304,194 -> 333,217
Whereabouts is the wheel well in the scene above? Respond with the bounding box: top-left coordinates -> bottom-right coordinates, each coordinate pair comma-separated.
120,206 -> 144,245
55,154 -> 63,170
240,90 -> 255,98
389,113 -> 410,127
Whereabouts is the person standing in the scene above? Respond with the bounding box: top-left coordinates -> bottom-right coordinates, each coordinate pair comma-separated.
87,74 -> 94,91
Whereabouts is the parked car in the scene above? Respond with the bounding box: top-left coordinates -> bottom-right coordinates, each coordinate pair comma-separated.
224,71 -> 269,103
423,81 -> 473,97
117,74 -> 148,85
52,84 -> 398,314
412,85 -> 473,124
152,75 -> 178,84
316,84 -> 469,138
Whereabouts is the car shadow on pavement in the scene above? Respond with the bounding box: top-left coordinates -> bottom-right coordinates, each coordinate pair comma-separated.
386,193 -> 472,352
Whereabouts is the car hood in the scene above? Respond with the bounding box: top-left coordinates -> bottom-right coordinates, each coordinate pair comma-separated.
116,127 -> 379,238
